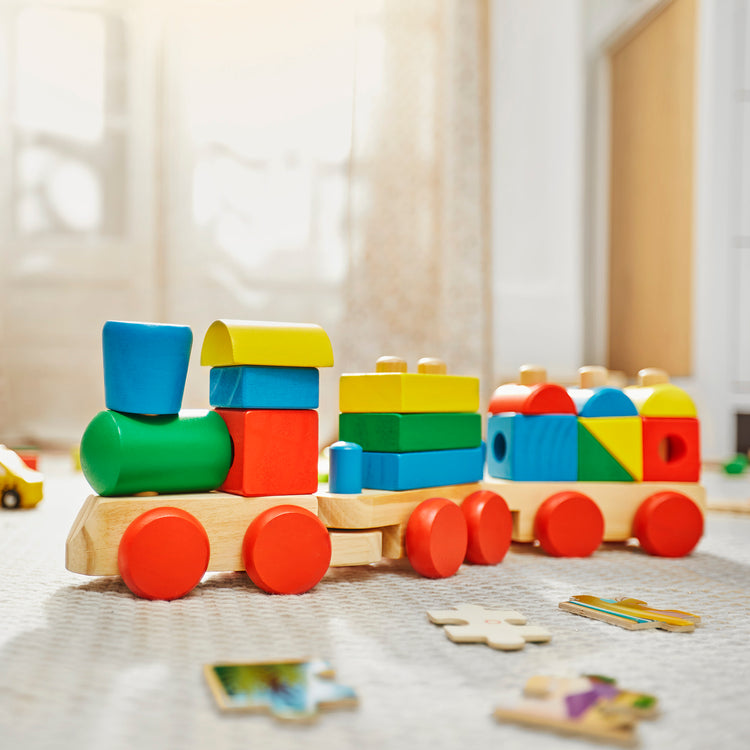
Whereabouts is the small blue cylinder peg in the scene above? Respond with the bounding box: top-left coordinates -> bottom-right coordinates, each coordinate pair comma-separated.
329,441 -> 363,494
103,321 -> 193,415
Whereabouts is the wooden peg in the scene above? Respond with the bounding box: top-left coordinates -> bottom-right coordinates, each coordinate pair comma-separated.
376,356 -> 407,373
519,365 -> 546,386
638,368 -> 669,386
417,358 -> 447,375
578,366 -> 608,389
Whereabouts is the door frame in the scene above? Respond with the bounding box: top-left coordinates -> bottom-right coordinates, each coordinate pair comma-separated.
584,0 -> 736,459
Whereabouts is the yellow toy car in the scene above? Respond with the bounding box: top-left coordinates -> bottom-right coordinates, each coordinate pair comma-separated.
0,445 -> 44,509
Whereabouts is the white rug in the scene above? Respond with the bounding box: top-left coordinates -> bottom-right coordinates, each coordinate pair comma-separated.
1,454 -> 749,750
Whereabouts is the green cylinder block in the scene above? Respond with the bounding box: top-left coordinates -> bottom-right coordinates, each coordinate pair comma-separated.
81,409 -> 232,496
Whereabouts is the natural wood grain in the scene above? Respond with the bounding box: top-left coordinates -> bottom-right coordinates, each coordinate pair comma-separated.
66,492 -> 318,576
608,0 -> 696,376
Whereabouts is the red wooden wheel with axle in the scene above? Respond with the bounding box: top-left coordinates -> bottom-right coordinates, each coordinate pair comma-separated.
461,490 -> 512,565
633,491 -> 703,557
405,497 -> 468,578
243,505 -> 332,594
118,507 -> 211,600
533,491 -> 604,557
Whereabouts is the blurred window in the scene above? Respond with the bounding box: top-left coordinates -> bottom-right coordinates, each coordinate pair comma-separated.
11,5 -> 127,239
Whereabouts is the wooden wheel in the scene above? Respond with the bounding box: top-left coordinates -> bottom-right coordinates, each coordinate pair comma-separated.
405,497 -> 468,578
243,505 -> 332,594
633,491 -> 704,557
533,491 -> 604,557
118,507 -> 210,600
461,490 -> 512,565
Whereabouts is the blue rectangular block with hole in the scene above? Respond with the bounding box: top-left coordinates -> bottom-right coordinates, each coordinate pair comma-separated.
209,366 -> 319,409
487,413 -> 577,481
361,444 -> 485,491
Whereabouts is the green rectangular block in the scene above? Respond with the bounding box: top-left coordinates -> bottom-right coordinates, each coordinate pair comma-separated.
339,412 -> 481,453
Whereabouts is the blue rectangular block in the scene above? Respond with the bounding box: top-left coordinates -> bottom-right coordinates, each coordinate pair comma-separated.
487,413 -> 577,481
361,444 -> 485,491
210,366 -> 319,409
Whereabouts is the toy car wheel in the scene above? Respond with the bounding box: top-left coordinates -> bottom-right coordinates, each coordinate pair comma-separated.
1,489 -> 21,509
633,491 -> 704,557
534,491 -> 604,557
461,490 -> 512,565
405,497 -> 468,578
118,507 -> 211,600
243,505 -> 332,594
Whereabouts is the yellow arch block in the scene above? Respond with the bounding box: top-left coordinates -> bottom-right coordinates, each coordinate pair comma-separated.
340,373 -> 479,413
578,416 -> 643,481
201,320 -> 334,368
624,383 -> 696,417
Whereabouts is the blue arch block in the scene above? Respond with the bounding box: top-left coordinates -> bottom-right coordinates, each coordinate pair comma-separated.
103,321 -> 192,415
487,413 -> 577,481
567,386 -> 638,417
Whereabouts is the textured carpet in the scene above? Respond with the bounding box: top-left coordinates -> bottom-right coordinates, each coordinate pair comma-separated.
1,454 -> 749,749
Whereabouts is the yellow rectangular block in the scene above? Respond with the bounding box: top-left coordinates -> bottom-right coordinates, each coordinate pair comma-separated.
339,373 -> 479,413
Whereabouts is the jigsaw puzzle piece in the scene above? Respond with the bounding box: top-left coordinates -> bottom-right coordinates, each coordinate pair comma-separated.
427,604 -> 551,651
559,595 -> 700,632
204,658 -> 357,722
494,674 -> 658,745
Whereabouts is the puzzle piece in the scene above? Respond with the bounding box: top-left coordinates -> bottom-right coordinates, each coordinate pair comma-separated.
427,604 -> 551,650
494,674 -> 658,745
204,658 -> 357,722
559,595 -> 701,632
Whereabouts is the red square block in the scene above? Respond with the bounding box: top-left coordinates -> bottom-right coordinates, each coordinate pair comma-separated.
642,417 -> 700,482
216,408 -> 318,496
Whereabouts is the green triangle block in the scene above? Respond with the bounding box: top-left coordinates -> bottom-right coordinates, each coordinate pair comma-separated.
578,422 -> 634,482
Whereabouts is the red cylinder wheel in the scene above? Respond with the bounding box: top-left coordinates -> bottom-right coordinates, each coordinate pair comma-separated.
461,490 -> 512,565
243,505 -> 332,594
533,491 -> 604,557
633,491 -> 704,557
405,497 -> 468,578
118,507 -> 210,600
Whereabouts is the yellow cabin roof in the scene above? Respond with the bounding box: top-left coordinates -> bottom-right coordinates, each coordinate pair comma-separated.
624,382 -> 697,417
200,320 -> 334,368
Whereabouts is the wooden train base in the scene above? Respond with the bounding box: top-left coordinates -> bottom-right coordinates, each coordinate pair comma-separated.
65,477 -> 705,600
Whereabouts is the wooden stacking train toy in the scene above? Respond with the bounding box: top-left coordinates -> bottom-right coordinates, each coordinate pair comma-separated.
65,320 -> 705,600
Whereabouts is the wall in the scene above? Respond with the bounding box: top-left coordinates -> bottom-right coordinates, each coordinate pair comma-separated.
489,0 -> 586,385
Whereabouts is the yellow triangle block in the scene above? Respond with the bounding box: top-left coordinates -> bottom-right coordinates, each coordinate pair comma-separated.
578,417 -> 643,481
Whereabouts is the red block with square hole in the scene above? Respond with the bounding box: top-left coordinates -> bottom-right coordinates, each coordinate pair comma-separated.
217,408 -> 318,496
642,417 -> 700,482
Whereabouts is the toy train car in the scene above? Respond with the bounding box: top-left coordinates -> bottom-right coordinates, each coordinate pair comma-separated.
480,364 -> 704,558
65,320 -> 705,600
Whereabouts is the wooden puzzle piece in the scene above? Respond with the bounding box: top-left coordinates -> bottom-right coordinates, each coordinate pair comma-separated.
494,674 -> 658,746
204,658 -> 357,722
427,604 -> 551,650
559,595 -> 700,632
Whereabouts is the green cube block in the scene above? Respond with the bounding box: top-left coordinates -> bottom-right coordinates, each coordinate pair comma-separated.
339,412 -> 481,453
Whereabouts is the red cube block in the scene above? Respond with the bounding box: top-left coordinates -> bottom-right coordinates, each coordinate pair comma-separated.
216,408 -> 318,496
642,416 -> 700,482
